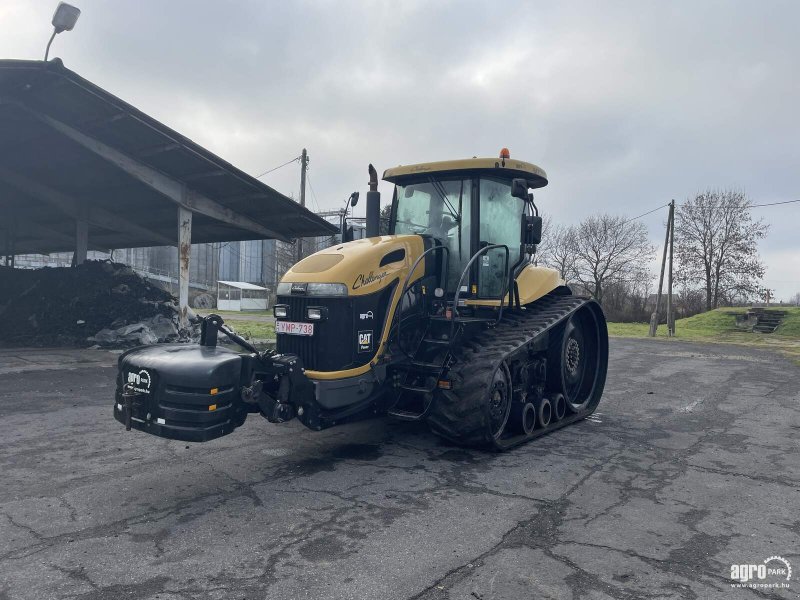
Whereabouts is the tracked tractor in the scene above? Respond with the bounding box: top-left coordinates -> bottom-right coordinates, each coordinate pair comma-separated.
114,150 -> 608,450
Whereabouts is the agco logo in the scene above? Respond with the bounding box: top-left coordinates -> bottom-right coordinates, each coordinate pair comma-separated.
127,369 -> 152,394
731,556 -> 791,590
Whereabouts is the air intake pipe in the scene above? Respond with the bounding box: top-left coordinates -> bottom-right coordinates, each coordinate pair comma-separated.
366,163 -> 380,238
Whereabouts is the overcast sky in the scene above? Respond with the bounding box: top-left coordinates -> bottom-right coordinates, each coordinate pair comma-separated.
2,1 -> 798,299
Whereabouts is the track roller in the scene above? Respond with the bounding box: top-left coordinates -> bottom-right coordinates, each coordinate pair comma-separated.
536,397 -> 552,428
509,402 -> 536,435
552,393 -> 566,421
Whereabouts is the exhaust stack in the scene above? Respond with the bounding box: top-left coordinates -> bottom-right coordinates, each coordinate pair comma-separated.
366,163 -> 380,237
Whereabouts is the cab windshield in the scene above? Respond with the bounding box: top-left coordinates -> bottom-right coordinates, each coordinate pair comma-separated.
394,178 -> 471,290
394,178 -> 466,240
393,176 -> 525,297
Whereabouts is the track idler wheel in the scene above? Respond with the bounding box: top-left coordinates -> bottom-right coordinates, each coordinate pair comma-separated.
509,402 -> 536,435
552,393 -> 566,421
486,362 -> 513,441
536,397 -> 552,428
548,308 -> 604,413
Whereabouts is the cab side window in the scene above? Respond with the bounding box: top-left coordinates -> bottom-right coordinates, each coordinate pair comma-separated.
478,178 -> 524,297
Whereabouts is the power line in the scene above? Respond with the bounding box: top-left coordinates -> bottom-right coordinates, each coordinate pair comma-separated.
674,198 -> 799,209
306,171 -> 321,212
623,203 -> 670,224
254,155 -> 301,179
751,199 -> 800,208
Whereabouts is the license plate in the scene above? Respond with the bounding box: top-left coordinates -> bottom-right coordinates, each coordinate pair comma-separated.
276,321 -> 314,336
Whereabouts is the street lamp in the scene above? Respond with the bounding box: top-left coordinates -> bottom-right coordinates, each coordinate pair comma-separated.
340,192 -> 359,242
44,2 -> 81,61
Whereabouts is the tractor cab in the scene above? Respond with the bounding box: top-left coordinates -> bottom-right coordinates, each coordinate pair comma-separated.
384,150 -> 548,302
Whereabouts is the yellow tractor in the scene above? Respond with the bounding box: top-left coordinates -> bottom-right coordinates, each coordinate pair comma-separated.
114,150 -> 608,450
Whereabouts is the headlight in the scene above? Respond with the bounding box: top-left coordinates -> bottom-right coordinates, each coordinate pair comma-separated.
274,305 -> 288,318
276,282 -> 347,297
307,307 -> 328,320
306,283 -> 348,296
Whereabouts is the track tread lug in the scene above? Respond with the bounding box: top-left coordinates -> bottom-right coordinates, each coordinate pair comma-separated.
426,293 -> 607,451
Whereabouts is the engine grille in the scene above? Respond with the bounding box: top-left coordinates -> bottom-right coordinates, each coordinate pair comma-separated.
276,295 -> 353,371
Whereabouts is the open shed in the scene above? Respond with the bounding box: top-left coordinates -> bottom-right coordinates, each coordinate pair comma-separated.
217,281 -> 269,312
0,58 -> 337,324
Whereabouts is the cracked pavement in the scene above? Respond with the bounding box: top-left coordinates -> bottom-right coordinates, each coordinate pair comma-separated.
0,338 -> 798,599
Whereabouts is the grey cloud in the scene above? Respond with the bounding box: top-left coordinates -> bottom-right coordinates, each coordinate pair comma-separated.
1,0 -> 798,297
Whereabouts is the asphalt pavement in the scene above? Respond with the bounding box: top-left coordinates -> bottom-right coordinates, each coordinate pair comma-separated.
0,338 -> 798,599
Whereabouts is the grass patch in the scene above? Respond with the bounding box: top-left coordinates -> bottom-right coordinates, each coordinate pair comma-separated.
607,307 -> 800,363
212,309 -> 274,317
225,320 -> 275,340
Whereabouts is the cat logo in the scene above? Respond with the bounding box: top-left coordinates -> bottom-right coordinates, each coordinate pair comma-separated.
357,330 -> 373,353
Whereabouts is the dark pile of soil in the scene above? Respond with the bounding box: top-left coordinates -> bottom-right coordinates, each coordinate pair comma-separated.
0,261 -> 177,347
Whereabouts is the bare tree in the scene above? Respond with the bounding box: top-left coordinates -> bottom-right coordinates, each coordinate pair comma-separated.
537,221 -> 580,283
791,292 -> 800,307
530,214 -> 552,266
674,189 -> 768,311
572,214 -> 654,305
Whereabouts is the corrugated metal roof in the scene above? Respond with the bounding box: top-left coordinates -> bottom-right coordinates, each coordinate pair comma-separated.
217,280 -> 268,290
0,59 -> 336,255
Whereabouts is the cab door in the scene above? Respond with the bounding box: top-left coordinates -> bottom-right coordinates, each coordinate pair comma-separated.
477,177 -> 524,298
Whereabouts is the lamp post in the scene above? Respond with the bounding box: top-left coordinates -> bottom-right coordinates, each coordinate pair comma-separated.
44,2 -> 81,61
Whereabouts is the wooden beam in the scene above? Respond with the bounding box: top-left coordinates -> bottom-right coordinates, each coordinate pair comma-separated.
0,167 -> 175,247
135,142 -> 181,158
28,109 -> 289,242
13,222 -> 105,252
183,169 -> 227,182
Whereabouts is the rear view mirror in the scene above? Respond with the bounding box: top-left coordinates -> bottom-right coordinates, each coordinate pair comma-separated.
524,215 -> 542,245
404,187 -> 414,198
511,178 -> 528,200
350,191 -> 359,207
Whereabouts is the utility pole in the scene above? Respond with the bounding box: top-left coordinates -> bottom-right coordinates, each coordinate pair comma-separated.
649,203 -> 672,337
296,148 -> 308,263
667,199 -> 675,336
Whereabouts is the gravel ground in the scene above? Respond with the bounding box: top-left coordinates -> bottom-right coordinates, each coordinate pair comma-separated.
0,338 -> 798,599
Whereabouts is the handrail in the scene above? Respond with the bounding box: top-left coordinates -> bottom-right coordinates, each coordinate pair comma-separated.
394,244 -> 450,356
451,244 -> 510,340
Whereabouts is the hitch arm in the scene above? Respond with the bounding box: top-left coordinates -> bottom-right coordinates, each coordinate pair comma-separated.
200,313 -> 262,356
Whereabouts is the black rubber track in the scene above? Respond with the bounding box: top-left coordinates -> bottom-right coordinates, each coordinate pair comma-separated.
426,293 -> 608,450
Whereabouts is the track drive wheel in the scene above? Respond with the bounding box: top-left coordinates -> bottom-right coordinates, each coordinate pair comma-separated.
548,308 -> 603,413
426,360 -> 514,450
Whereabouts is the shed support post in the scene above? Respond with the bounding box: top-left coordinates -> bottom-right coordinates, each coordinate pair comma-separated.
75,218 -> 88,266
178,206 -> 192,329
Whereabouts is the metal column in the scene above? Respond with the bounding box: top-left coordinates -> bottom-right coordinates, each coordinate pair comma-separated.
75,219 -> 88,265
178,206 -> 192,328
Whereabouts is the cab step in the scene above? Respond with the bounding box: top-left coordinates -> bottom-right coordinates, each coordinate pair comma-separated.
407,360 -> 443,372
387,407 -> 429,421
399,382 -> 436,394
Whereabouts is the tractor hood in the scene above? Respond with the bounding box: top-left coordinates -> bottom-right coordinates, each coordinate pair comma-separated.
280,235 -> 426,296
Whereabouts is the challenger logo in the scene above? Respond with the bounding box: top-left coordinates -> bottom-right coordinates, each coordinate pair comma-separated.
352,270 -> 389,290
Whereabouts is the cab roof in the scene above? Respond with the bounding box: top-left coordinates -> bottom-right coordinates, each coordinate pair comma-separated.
383,157 -> 548,189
